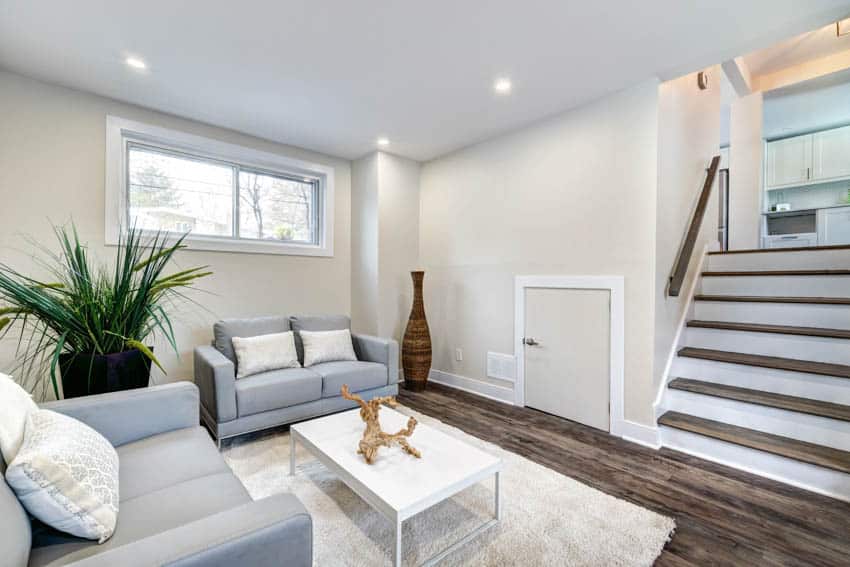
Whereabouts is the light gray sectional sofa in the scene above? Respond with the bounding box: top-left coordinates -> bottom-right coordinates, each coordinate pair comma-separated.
2,382 -> 311,567
194,314 -> 399,446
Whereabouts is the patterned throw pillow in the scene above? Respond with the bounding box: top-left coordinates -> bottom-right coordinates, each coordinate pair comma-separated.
6,409 -> 119,543
300,329 -> 358,367
231,331 -> 301,378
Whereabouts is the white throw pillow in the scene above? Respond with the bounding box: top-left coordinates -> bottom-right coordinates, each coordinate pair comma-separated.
0,372 -> 38,464
6,409 -> 119,543
231,331 -> 301,379
300,329 -> 358,367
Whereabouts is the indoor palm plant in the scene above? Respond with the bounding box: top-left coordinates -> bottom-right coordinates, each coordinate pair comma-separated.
0,224 -> 210,399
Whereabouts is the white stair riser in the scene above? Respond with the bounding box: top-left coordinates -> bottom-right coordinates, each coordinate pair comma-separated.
684,327 -> 850,365
708,249 -> 850,271
693,301 -> 850,330
660,426 -> 850,502
670,357 -> 850,404
700,275 -> 850,297
666,390 -> 850,450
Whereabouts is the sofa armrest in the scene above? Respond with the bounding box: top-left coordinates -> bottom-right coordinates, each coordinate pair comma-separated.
352,334 -> 399,385
194,346 -> 237,423
41,382 -> 199,447
66,494 -> 311,567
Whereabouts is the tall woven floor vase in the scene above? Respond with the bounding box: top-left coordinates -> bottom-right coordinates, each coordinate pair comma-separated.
402,270 -> 432,392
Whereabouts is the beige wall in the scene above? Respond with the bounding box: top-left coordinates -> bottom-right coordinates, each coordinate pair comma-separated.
351,153 -> 380,335
729,92 -> 764,250
419,80 -> 661,426
350,152 -> 421,347
654,68 -> 721,391
0,71 -> 352,395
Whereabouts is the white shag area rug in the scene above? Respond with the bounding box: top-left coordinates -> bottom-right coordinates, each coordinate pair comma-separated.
222,406 -> 674,566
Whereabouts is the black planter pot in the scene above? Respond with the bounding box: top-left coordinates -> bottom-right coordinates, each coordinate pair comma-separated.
58,348 -> 152,399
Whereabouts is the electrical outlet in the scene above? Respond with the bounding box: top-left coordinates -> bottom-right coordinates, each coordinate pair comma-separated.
455,348 -> 463,362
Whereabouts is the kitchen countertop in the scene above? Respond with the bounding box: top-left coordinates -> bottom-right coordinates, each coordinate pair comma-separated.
763,203 -> 850,216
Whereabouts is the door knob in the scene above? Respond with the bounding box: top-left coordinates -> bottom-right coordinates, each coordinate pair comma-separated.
523,337 -> 539,346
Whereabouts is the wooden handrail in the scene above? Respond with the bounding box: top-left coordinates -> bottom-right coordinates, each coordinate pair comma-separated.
668,155 -> 721,297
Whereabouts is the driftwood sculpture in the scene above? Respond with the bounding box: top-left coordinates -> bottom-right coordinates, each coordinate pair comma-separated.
341,384 -> 421,464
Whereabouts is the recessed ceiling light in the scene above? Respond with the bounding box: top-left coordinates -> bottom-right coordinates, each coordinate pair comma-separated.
125,57 -> 147,70
493,78 -> 512,94
377,137 -> 390,147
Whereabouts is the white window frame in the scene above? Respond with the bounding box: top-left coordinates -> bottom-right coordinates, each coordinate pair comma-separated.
105,116 -> 334,257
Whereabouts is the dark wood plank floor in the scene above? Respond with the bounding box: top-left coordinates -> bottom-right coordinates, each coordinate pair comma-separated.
398,383 -> 850,566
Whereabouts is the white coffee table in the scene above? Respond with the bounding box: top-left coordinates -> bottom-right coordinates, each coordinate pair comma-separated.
290,407 -> 502,567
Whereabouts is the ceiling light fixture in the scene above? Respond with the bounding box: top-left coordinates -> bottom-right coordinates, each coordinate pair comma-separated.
125,56 -> 147,70
493,78 -> 512,94
838,18 -> 850,37
377,137 -> 390,147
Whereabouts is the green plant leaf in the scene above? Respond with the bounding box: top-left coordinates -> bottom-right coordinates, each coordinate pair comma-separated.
125,339 -> 165,374
48,331 -> 67,400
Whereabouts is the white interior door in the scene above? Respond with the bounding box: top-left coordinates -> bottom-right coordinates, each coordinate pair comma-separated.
523,287 -> 610,431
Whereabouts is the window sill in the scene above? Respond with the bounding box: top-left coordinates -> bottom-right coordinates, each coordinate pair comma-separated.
106,233 -> 333,257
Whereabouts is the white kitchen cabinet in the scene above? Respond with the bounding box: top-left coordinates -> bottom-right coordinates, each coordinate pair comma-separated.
813,125 -> 850,181
765,135 -> 813,189
817,206 -> 850,246
763,233 -> 818,249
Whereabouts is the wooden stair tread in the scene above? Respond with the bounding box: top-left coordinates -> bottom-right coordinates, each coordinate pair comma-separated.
658,411 -> 850,474
694,295 -> 850,305
677,347 -> 850,379
708,244 -> 850,255
702,269 -> 850,277
686,320 -> 850,339
668,378 -> 850,422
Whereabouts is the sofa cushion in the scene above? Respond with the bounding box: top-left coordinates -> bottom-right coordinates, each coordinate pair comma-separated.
28,472 -> 250,567
0,372 -> 38,465
7,410 -> 119,543
300,329 -> 357,367
290,315 -> 350,363
232,331 -> 300,379
116,427 -> 231,502
235,368 -> 322,417
0,473 -> 30,567
311,361 -> 388,397
214,316 -> 290,366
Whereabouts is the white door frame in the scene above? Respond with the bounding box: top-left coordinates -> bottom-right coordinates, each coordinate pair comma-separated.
514,275 -> 625,436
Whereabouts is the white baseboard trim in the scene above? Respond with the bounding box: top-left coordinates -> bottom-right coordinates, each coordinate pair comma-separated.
428,369 -> 515,405
616,419 -> 661,449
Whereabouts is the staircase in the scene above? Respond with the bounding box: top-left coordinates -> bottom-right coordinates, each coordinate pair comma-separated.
657,245 -> 850,500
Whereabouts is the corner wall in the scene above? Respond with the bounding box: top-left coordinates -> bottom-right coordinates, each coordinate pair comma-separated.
729,92 -> 764,250
350,152 -> 421,348
654,67 -> 721,395
419,80 -> 661,426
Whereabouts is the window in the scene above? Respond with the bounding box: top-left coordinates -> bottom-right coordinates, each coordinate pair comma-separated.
106,116 -> 334,256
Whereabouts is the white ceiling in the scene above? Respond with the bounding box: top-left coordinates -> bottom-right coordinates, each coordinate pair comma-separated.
744,22 -> 850,76
2,1 -> 850,161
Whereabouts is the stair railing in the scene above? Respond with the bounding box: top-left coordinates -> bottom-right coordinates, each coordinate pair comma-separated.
668,155 -> 721,297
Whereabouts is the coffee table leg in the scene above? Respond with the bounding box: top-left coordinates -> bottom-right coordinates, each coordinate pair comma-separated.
289,431 -> 296,476
395,517 -> 402,567
495,471 -> 501,520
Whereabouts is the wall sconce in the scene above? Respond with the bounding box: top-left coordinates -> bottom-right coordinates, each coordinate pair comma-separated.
697,71 -> 709,90
838,18 -> 850,37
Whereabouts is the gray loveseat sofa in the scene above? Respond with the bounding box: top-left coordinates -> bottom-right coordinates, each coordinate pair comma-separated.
1,382 -> 311,567
194,314 -> 399,446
